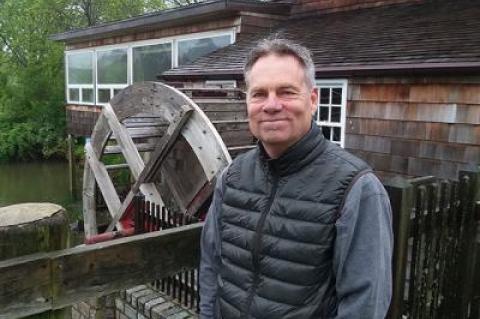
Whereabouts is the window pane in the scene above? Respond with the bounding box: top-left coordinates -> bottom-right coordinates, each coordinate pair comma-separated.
322,126 -> 331,140
332,88 -> 342,105
97,49 -> 128,84
178,34 -> 231,66
82,88 -> 93,103
133,43 -> 172,82
333,127 -> 341,142
320,88 -> 330,104
68,52 -> 92,84
98,89 -> 111,103
331,107 -> 341,123
320,106 -> 329,121
113,89 -> 123,97
69,88 -> 79,102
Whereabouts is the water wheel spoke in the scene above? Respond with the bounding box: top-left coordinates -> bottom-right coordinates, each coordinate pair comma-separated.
85,142 -> 123,231
103,102 -> 145,179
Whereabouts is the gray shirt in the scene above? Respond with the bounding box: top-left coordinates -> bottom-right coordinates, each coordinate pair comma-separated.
200,171 -> 393,319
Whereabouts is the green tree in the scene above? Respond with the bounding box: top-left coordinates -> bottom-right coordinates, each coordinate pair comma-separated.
0,0 -> 167,161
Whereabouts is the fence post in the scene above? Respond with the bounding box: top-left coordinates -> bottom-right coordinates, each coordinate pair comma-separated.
458,169 -> 480,319
471,201 -> 480,318
384,177 -> 414,319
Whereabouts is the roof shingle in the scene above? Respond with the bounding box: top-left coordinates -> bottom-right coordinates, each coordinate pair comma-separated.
162,0 -> 480,79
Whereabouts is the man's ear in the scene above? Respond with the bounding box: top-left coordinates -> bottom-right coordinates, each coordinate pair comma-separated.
310,87 -> 318,115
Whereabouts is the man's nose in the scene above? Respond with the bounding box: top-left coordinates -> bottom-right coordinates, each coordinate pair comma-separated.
263,93 -> 282,112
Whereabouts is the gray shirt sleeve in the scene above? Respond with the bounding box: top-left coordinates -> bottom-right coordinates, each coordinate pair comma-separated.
333,172 -> 393,319
199,173 -> 225,319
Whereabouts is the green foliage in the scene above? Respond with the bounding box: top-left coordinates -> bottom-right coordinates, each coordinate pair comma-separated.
0,0 -> 167,162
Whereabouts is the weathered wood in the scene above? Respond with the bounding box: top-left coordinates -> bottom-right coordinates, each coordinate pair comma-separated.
0,203 -> 71,319
85,143 -> 123,230
103,102 -> 166,210
0,223 -> 203,319
82,160 -> 97,237
84,82 -> 231,238
105,105 -> 193,232
384,178 -> 414,319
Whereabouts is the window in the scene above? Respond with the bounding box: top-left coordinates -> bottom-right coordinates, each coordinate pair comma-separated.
66,51 -> 94,104
315,80 -> 347,147
133,42 -> 172,82
65,29 -> 235,105
178,34 -> 231,66
96,49 -> 128,104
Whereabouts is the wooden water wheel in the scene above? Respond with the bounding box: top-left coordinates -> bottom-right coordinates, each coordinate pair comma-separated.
82,82 -> 231,239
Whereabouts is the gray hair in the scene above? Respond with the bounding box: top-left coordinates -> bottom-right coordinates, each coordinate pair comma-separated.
243,38 -> 316,88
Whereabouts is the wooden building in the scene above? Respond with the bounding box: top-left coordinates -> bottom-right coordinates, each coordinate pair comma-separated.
52,0 -> 480,180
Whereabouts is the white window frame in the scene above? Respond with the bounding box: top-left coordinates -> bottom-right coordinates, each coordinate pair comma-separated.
205,80 -> 237,88
315,79 -> 348,147
65,28 -> 236,106
65,50 -> 95,105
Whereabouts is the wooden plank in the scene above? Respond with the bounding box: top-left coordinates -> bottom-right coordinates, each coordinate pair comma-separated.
0,223 -> 203,319
82,160 -> 97,237
384,177 -> 414,319
85,143 -> 123,231
104,142 -> 156,154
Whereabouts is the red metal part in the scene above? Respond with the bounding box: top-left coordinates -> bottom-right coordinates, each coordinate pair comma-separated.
84,227 -> 135,245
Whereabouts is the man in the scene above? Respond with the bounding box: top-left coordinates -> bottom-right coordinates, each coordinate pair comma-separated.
200,38 -> 393,318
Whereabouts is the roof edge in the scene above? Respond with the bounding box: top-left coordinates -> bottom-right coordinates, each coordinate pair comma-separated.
161,62 -> 480,80
50,0 -> 292,42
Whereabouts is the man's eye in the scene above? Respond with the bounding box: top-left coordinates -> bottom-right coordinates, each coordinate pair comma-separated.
251,92 -> 266,98
279,90 -> 296,97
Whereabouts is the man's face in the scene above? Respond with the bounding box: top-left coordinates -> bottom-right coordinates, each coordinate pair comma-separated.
246,54 -> 318,158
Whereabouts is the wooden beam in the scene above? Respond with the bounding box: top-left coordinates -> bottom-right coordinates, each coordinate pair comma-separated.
0,223 -> 202,319
85,143 -> 123,231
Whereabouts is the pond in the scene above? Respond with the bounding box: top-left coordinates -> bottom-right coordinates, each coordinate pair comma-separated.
0,161 -> 82,221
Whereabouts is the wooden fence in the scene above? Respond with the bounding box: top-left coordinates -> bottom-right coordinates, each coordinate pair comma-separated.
386,170 -> 480,319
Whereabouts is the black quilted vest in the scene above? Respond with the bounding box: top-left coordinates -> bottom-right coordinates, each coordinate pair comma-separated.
217,124 -> 370,318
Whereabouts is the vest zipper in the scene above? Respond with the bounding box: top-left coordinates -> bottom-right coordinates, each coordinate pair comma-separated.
244,172 -> 279,318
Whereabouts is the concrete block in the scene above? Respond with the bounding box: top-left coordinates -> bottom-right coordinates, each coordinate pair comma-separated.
144,296 -> 167,316
138,293 -> 163,313
131,288 -> 155,307
125,285 -> 149,303
151,301 -> 175,319
71,308 -> 81,319
118,312 -> 129,319
138,313 -> 148,319
115,298 -> 125,312
78,302 -> 92,316
159,305 -> 183,319
125,303 -> 138,319
166,310 -> 192,319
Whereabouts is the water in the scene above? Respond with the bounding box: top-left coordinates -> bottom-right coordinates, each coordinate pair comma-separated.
0,161 -> 82,220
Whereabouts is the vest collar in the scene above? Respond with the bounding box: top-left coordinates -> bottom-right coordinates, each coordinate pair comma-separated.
258,122 -> 328,176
